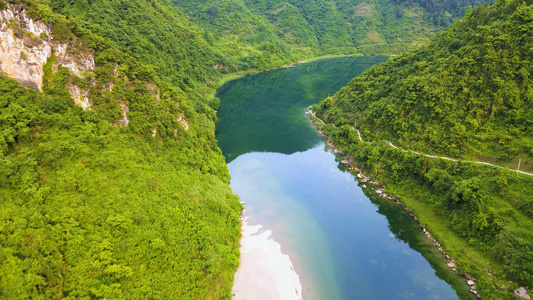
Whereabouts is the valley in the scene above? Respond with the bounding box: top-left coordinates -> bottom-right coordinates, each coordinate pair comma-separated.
0,0 -> 531,299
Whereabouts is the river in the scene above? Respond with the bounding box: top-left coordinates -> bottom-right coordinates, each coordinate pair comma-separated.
216,56 -> 474,300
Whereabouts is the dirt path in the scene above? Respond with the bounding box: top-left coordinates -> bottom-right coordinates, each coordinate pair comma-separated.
309,111 -> 533,177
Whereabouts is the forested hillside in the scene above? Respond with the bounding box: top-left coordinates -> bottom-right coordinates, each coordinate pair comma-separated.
0,0 -> 510,298
169,0 -> 303,71
43,0 -> 221,88
317,0 -> 533,170
314,0 -> 533,298
0,0 -> 242,298
174,0 -> 493,56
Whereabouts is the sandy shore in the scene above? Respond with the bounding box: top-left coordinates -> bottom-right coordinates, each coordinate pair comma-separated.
232,218 -> 303,300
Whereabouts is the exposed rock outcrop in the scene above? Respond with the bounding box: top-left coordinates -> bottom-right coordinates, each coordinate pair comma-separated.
0,2 -> 94,107
114,103 -> 130,127
515,287 -> 531,300
0,7 -> 51,90
177,113 -> 189,131
67,83 -> 92,109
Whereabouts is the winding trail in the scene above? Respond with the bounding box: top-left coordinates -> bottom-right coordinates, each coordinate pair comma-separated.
309,111 -> 533,177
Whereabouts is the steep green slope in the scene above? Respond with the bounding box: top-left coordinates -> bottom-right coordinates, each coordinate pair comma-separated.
266,0 -> 354,52
293,0 -> 491,54
0,0 -> 242,298
43,0 -> 221,88
394,0 -> 490,26
169,0 -> 303,72
318,0 -> 533,170
0,74 -> 241,299
314,0 -> 533,298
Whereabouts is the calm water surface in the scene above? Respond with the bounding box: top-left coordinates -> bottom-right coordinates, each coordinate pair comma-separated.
216,57 -> 473,300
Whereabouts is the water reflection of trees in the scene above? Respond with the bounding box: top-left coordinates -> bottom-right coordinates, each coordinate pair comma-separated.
359,185 -> 476,300
216,56 -> 387,162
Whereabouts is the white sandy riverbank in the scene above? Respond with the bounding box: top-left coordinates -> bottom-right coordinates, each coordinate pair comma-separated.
232,218 -> 303,300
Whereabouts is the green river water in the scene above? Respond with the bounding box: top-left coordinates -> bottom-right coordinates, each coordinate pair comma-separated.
216,56 -> 474,300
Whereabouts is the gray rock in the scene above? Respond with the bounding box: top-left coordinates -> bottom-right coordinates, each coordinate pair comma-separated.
514,287 -> 531,299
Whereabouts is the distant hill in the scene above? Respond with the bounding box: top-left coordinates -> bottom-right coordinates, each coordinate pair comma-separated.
173,0 -> 493,56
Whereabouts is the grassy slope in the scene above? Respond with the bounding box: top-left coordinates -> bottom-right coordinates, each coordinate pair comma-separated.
170,0 -> 306,72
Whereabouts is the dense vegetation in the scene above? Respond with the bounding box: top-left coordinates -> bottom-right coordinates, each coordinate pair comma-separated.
42,0 -> 222,88
0,0 -> 519,298
0,75 -> 242,299
314,0 -> 533,298
1,0 -> 242,298
174,0 -> 493,56
317,0 -> 533,171
171,0 -> 302,72
394,0 -> 490,26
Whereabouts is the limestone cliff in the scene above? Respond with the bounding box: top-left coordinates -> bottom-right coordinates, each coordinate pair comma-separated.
0,1 -> 191,131
0,2 -> 94,108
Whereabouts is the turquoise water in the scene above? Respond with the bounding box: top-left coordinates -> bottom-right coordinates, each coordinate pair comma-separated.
216,57 -> 473,300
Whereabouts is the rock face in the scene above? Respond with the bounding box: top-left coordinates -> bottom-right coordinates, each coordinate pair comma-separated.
67,83 -> 92,110
0,3 -> 94,107
114,103 -> 130,127
177,113 -> 189,131
0,7 -> 51,90
515,287 -> 531,300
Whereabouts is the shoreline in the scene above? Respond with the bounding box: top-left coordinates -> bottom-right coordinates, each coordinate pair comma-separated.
306,111 -> 482,298
232,217 -> 303,300
208,54 -> 397,102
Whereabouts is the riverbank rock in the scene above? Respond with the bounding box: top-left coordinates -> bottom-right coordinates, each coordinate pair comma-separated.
324,134 -> 477,299
514,287 -> 531,299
